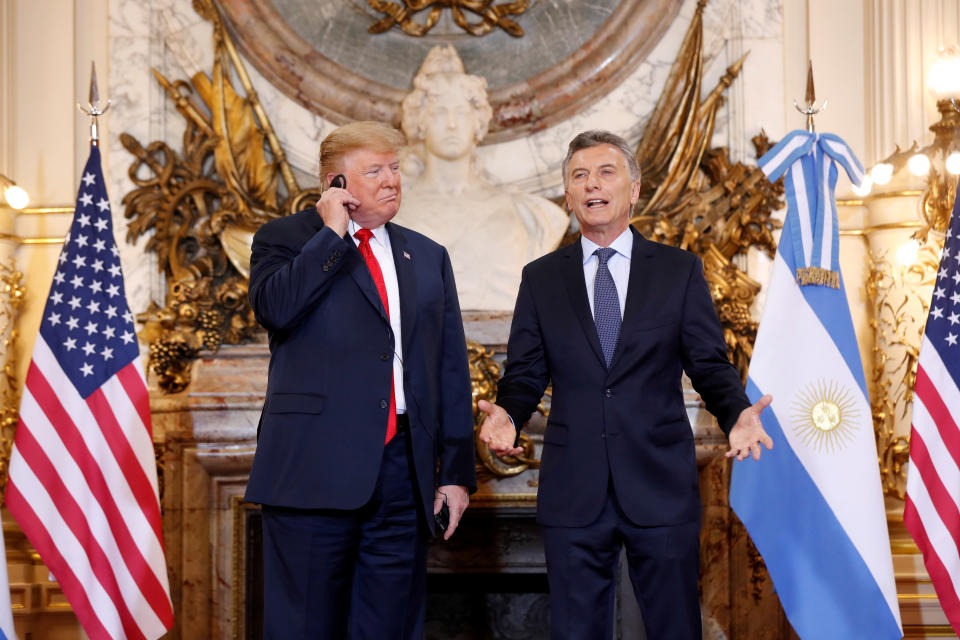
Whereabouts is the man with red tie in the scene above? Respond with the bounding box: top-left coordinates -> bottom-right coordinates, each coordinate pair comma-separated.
245,121 -> 476,639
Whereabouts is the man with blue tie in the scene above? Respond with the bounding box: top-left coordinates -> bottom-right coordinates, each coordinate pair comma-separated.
479,130 -> 773,639
245,121 -> 476,639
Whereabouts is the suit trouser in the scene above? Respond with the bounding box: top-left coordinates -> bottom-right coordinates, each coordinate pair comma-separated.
542,484 -> 701,640
260,425 -> 427,640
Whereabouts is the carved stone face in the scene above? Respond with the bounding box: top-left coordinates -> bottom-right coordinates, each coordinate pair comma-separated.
422,89 -> 477,162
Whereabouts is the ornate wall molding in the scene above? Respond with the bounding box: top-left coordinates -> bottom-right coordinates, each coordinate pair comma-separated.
210,0 -> 683,143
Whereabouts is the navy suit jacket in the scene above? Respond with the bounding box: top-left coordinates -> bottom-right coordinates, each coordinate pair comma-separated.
496,227 -> 750,528
244,209 -> 477,533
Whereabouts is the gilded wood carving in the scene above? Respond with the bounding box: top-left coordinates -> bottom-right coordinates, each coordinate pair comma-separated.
867,243 -> 941,499
367,0 -> 531,37
0,261 -> 24,501
630,2 -> 782,384
121,0 -> 321,392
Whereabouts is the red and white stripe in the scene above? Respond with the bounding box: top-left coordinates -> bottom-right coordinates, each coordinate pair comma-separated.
905,336 -> 960,632
7,336 -> 172,640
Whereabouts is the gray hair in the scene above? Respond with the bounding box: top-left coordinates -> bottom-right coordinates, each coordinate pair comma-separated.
561,130 -> 641,186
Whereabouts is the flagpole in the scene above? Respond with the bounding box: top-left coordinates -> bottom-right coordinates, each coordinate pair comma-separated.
792,59 -> 827,133
76,61 -> 111,147
5,63 -> 174,638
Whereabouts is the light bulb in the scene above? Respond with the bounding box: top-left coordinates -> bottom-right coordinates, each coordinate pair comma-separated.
928,47 -> 960,99
2,184 -> 29,210
947,152 -> 960,175
908,153 -> 931,176
871,162 -> 894,185
897,239 -> 919,267
852,175 -> 872,197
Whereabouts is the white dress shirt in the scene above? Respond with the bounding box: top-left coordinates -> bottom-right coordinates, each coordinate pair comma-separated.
349,218 -> 406,413
581,228 -> 633,319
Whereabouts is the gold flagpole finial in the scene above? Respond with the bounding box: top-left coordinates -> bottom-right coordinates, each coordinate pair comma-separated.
77,61 -> 111,146
793,59 -> 827,133
805,59 -> 816,105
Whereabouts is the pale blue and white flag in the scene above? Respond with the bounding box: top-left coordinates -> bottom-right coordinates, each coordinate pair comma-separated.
0,526 -> 16,640
730,131 -> 902,639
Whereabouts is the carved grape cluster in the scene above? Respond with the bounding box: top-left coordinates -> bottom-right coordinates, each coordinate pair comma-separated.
148,337 -> 197,393
197,309 -> 223,351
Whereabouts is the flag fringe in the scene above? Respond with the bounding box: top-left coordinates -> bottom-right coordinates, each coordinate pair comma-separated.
796,267 -> 840,289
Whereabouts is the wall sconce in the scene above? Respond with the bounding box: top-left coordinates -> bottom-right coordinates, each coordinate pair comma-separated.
0,174 -> 29,210
860,45 -> 960,238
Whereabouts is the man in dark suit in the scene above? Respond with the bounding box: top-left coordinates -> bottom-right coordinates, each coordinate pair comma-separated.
479,130 -> 773,639
245,121 -> 476,639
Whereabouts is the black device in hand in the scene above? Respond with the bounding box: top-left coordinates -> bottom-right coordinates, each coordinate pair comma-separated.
330,173 -> 346,189
435,493 -> 450,534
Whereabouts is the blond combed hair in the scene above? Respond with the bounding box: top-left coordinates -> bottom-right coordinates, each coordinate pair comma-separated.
319,121 -> 405,188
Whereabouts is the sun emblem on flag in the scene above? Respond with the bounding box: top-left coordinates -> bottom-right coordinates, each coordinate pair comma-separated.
790,379 -> 860,452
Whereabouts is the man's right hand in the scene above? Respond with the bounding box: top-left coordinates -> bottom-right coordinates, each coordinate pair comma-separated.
478,400 -> 524,457
317,186 -> 360,237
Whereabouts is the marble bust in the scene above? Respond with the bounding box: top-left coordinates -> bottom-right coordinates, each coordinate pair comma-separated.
393,45 -> 569,311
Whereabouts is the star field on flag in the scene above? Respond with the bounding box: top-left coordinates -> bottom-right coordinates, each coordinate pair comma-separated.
925,219 -> 960,352
40,175 -> 137,399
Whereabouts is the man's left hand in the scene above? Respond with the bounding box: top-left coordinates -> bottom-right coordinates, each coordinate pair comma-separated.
435,484 -> 469,541
725,394 -> 774,461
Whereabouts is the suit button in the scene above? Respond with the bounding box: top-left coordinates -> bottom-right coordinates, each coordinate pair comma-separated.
380,353 -> 390,361
380,399 -> 388,409
601,432 -> 607,439
604,388 -> 613,398
322,265 -> 329,271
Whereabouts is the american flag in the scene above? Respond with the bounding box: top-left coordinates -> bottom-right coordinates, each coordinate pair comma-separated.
905,176 -> 960,634
6,146 -> 173,639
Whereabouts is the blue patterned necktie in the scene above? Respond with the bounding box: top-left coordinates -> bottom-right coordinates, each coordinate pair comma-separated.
593,247 -> 621,368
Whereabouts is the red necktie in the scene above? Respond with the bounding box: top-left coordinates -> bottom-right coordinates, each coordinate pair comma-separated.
354,228 -> 397,444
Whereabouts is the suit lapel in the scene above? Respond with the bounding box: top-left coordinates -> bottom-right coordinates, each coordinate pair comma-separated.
609,227 -> 654,370
386,223 -> 417,358
344,231 -> 390,323
561,240 -> 606,368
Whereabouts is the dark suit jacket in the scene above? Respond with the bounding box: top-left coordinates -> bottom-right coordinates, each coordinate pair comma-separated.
244,209 -> 477,533
496,227 -> 750,528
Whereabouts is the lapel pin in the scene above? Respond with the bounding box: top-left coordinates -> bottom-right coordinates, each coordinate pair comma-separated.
402,251 -> 411,260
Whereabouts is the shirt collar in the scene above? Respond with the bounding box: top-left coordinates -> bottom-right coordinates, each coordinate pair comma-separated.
580,227 -> 633,264
349,218 -> 389,249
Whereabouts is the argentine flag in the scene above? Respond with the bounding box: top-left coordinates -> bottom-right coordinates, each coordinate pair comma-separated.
730,131 -> 902,639
0,526 -> 15,640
